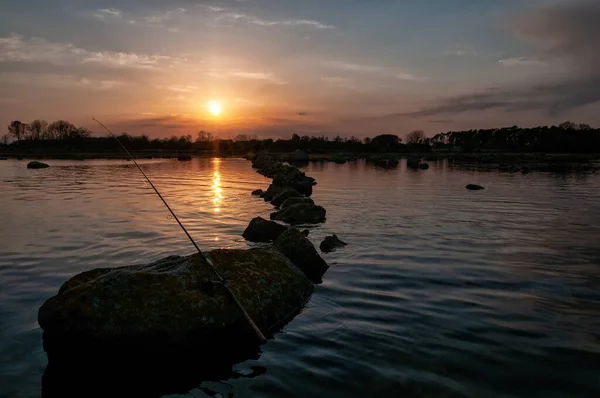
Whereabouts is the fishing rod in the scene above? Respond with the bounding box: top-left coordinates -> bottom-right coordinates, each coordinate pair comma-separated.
92,118 -> 267,344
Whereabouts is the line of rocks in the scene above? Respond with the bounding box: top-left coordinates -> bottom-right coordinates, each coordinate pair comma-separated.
242,155 -> 348,283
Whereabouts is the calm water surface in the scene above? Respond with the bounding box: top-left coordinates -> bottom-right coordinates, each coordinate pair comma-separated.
1,158 -> 600,397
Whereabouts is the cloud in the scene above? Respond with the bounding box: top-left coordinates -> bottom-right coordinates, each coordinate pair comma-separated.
0,72 -> 126,91
0,34 -> 185,69
215,13 -> 334,29
164,85 -> 199,92
143,8 -> 187,24
230,71 -> 287,84
442,49 -> 484,56
323,61 -> 425,81
403,0 -> 600,118
498,57 -> 546,66
93,8 -> 123,20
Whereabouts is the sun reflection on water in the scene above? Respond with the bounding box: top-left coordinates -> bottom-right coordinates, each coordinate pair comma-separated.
212,158 -> 223,213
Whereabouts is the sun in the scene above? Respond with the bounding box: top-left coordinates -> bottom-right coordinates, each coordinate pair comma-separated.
207,100 -> 222,116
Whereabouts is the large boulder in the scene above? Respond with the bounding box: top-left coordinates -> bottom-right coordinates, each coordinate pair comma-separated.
38,249 -> 313,369
320,235 -> 348,253
407,158 -> 421,169
275,228 -> 328,283
27,161 -> 49,169
242,217 -> 287,242
270,187 -> 302,208
270,202 -> 326,225
280,197 -> 315,209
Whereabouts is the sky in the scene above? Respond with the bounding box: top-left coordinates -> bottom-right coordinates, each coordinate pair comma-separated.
1,0 -> 599,139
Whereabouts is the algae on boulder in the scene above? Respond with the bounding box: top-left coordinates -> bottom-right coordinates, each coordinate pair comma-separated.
275,228 -> 329,283
38,249 -> 314,368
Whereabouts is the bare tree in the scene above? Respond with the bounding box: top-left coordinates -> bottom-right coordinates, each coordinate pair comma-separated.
234,134 -> 249,141
406,130 -> 426,145
1,134 -> 9,145
28,119 -> 48,140
196,130 -> 213,142
8,121 -> 27,143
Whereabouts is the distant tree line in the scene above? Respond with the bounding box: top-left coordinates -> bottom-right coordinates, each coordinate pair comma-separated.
2,119 -> 599,154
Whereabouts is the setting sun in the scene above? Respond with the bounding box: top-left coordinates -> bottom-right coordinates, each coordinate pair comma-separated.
207,100 -> 222,116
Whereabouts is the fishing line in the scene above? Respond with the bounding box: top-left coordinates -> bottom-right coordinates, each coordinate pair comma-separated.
92,118 -> 267,344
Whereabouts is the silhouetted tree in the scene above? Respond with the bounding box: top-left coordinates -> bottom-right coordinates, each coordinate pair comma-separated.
8,121 -> 27,143
27,120 -> 48,140
406,130 -> 425,145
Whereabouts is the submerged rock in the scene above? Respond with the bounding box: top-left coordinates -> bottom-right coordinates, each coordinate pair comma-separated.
242,217 -> 288,242
270,187 -> 302,208
320,235 -> 348,253
280,197 -> 315,209
38,249 -> 313,374
275,228 -> 328,283
270,202 -> 326,225
177,155 -> 192,161
466,184 -> 485,190
251,189 -> 264,196
418,163 -> 430,170
27,161 -> 49,169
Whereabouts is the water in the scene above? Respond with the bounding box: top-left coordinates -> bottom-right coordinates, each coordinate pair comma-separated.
1,157 -> 600,398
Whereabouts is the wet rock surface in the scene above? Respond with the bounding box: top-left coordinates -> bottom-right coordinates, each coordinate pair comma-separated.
320,234 -> 348,253
280,197 -> 315,209
251,189 -> 264,196
242,217 -> 288,242
270,187 -> 302,208
274,228 -> 329,283
270,202 -> 326,225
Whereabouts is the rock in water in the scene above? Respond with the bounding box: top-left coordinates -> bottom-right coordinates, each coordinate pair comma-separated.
320,235 -> 348,253
27,161 -> 49,169
251,189 -> 264,196
275,228 -> 328,283
418,163 -> 430,170
270,202 -> 326,225
177,155 -> 192,161
261,184 -> 285,201
242,217 -> 288,242
38,249 -> 313,370
466,184 -> 485,190
270,187 -> 302,208
280,197 -> 315,209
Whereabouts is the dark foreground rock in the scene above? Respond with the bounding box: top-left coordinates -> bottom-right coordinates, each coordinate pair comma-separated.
242,217 -> 288,242
466,184 -> 485,190
27,161 -> 49,169
270,187 -> 302,208
251,189 -> 264,196
320,235 -> 348,253
418,163 -> 430,170
280,196 -> 315,209
261,184 -> 285,201
177,155 -> 192,161
275,228 -> 329,283
38,249 -> 313,392
270,202 -> 326,225
407,158 -> 422,169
